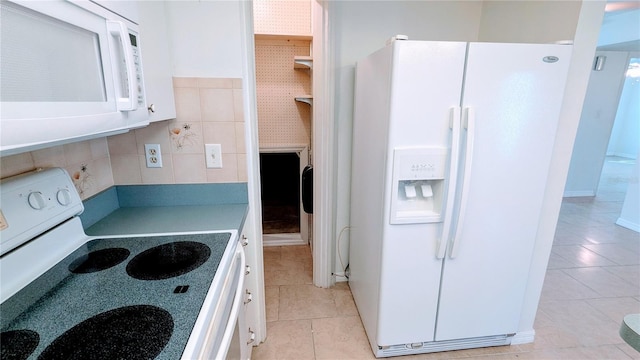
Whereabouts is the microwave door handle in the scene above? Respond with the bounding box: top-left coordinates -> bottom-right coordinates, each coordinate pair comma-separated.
106,21 -> 137,111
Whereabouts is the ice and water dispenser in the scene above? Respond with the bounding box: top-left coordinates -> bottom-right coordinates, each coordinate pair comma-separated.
390,147 -> 448,224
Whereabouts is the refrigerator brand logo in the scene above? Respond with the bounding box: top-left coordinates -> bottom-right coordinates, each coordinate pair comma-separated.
543,56 -> 559,63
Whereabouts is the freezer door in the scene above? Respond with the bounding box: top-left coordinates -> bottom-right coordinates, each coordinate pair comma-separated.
435,43 -> 572,341
350,40 -> 468,349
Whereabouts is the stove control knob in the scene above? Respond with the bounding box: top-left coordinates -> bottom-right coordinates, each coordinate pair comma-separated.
27,191 -> 46,210
56,189 -> 72,206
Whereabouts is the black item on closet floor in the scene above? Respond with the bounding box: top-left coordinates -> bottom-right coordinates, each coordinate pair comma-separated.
302,165 -> 313,214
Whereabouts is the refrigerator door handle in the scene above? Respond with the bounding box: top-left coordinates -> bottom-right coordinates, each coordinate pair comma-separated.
437,106 -> 462,259
449,107 -> 476,259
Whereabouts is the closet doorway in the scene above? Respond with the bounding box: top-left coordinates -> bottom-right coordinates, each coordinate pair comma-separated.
260,146 -> 310,246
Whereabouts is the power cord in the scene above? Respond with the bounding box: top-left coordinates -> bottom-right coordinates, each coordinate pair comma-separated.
332,225 -> 351,279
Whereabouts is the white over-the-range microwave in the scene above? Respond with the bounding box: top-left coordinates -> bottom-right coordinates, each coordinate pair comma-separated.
0,0 -> 149,156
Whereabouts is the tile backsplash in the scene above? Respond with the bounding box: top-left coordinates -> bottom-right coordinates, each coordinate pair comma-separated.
1,77 -> 247,200
0,139 -> 114,199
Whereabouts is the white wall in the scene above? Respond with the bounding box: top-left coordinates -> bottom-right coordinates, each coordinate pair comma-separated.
607,56 -> 640,159
564,51 -> 629,196
165,1 -> 244,78
478,1 -> 581,43
618,150 -> 640,232
598,9 -> 640,47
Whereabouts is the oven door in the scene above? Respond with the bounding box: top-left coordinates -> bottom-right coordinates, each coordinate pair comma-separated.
0,0 -> 148,155
182,240 -> 246,359
215,246 -> 247,359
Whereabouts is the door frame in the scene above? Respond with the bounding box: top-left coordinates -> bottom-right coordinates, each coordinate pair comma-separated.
259,145 -> 310,246
311,0 -> 335,288
241,0 -> 335,293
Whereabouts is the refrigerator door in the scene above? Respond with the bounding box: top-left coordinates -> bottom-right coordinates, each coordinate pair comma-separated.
435,43 -> 572,341
350,40 -> 467,350
377,41 -> 466,346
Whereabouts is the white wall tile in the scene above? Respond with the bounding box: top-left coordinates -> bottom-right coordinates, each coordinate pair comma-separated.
235,122 -> 247,154
200,88 -> 235,122
168,121 -> 204,154
107,131 -> 138,156
134,122 -> 172,155
206,153 -> 238,182
202,122 -> 237,154
111,155 -> 143,184
32,146 -> 67,169
172,154 -> 207,183
0,152 -> 34,178
174,87 -> 202,122
63,141 -> 92,166
139,155 -> 175,184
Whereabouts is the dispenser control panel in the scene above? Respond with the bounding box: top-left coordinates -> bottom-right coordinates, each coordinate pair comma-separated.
396,151 -> 447,180
390,147 -> 448,224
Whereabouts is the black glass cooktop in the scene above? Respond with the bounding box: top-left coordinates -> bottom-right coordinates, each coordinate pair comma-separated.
0,233 -> 231,360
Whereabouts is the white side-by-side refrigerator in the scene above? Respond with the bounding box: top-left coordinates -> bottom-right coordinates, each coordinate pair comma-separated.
349,39 -> 572,357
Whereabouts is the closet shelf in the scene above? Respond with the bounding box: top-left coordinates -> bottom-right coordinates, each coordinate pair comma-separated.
295,95 -> 313,106
294,56 -> 313,69
255,34 -> 312,41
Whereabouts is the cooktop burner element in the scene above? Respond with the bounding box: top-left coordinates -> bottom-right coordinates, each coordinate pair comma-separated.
126,241 -> 211,280
68,248 -> 130,274
38,305 -> 173,360
0,329 -> 39,360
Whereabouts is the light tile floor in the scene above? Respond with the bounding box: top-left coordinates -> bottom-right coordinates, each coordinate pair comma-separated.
252,157 -> 639,359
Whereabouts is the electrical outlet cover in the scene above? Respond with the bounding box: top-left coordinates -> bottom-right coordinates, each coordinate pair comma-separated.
144,144 -> 162,168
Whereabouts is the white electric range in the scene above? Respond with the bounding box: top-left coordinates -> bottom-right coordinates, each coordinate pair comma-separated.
0,168 -> 246,359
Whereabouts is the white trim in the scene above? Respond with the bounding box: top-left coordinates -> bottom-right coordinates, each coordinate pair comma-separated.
563,190 -> 596,197
312,0 -> 335,288
616,218 -> 640,232
259,144 -> 309,153
263,233 -> 306,246
510,330 -> 535,345
238,0 -> 267,345
259,145 -> 310,244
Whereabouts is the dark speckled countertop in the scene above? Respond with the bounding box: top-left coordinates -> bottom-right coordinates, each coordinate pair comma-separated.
1,233 -> 232,359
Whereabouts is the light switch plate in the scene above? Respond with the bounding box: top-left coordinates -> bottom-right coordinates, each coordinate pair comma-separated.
205,144 -> 222,168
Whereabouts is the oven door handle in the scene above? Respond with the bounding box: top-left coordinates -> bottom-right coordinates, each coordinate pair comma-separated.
214,245 -> 246,359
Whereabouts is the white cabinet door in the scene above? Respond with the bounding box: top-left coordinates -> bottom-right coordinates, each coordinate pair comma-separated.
240,214 -> 259,359
137,1 -> 176,123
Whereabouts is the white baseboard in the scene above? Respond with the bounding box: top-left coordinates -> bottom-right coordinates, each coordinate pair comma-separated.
616,218 -> 640,233
563,190 -> 596,197
510,330 -> 535,345
263,233 -> 307,246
